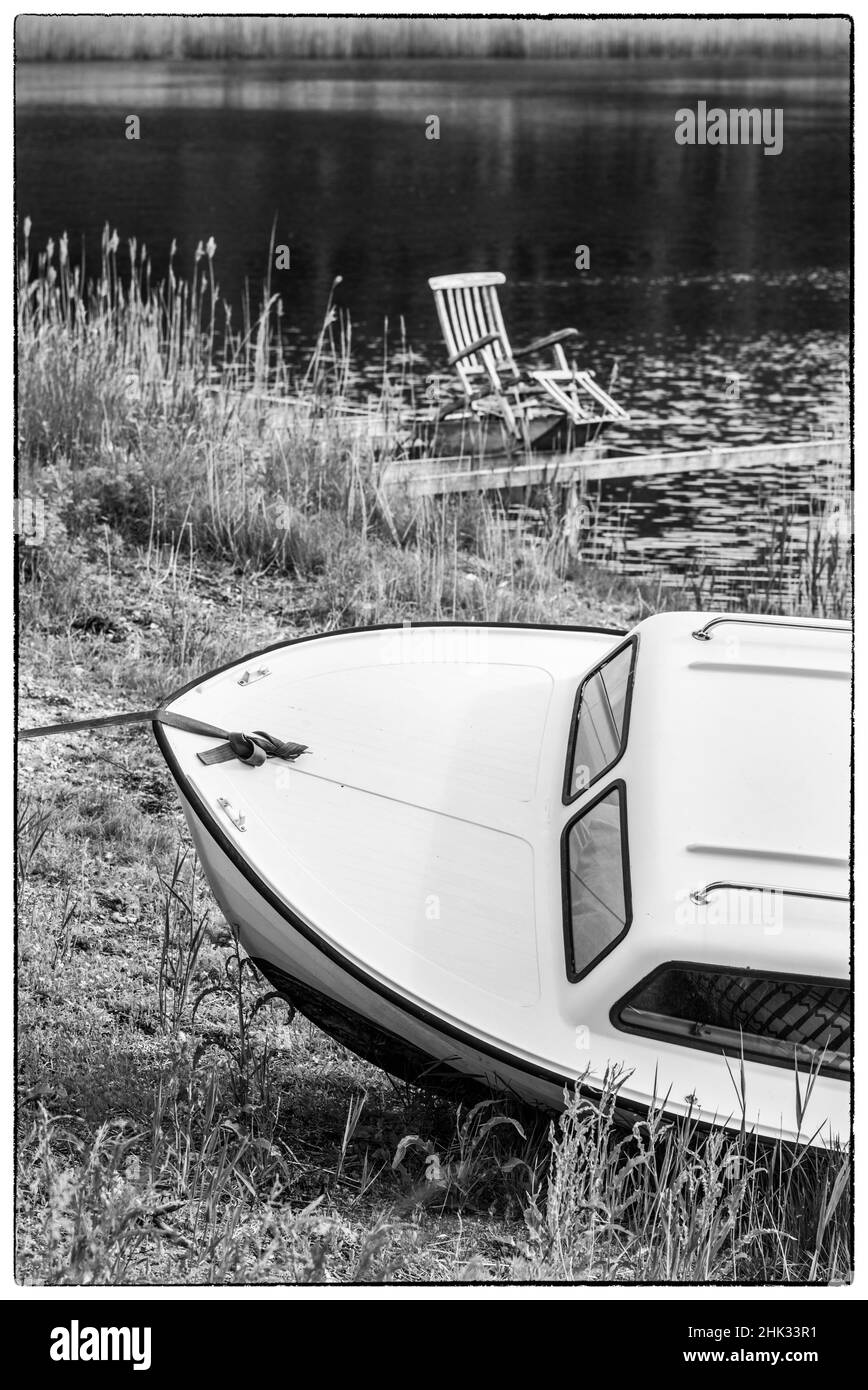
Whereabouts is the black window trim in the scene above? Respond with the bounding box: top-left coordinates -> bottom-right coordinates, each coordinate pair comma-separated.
561,777 -> 633,983
610,960 -> 851,1081
562,634 -> 639,805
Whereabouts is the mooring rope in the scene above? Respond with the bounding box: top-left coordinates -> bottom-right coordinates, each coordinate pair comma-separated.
18,708 -> 309,768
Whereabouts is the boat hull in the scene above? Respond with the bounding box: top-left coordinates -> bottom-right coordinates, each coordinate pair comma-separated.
179,790 -> 607,1112
155,618 -> 850,1148
409,411 -> 609,458
417,411 -> 561,457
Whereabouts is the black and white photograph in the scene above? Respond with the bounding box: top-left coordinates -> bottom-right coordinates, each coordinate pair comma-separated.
11,6 -> 855,1305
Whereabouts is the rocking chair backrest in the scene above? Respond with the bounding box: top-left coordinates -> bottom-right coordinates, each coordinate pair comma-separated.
428,272 -> 515,395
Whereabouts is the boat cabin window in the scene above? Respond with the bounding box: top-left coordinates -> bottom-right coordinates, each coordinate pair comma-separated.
612,965 -> 851,1079
565,639 -> 636,802
562,782 -> 631,981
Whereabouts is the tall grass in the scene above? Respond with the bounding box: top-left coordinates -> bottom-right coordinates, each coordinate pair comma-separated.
18,221 -> 390,566
516,1072 -> 850,1282
682,483 -> 852,621
17,220 -> 296,465
16,16 -> 850,64
17,1015 -> 851,1282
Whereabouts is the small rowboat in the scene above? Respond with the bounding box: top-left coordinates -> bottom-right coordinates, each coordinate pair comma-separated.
154,612 -> 851,1146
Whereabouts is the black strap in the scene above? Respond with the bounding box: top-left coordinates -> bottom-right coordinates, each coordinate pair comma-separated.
196,730 -> 309,767
18,708 -> 309,768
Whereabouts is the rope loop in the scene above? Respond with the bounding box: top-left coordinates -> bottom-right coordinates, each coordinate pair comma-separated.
19,707 -> 310,770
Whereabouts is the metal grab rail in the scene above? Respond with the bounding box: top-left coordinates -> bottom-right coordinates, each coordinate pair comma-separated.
691,616 -> 852,642
689,881 -> 849,906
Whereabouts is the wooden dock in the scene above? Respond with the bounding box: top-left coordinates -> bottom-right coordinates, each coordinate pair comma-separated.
383,437 -> 849,497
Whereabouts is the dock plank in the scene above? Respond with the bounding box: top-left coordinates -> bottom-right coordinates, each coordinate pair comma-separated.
383,438 -> 849,496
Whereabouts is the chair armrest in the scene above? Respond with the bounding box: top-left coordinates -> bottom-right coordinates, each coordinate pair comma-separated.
448,332 -> 503,366
512,328 -> 579,358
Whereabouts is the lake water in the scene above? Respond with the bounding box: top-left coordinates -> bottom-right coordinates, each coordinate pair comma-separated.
16,58 -> 851,598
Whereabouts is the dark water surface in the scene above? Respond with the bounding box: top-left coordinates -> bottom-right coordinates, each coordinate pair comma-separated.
16,58 -> 851,595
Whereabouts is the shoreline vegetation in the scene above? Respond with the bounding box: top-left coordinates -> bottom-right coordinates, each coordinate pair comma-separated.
15,16 -> 850,64
17,223 -> 852,1283
18,222 -> 852,621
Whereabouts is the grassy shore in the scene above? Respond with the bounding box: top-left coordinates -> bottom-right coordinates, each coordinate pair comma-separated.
15,15 -> 850,64
16,226 -> 852,1284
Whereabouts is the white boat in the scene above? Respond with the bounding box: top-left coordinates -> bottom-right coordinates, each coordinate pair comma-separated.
154,612 -> 851,1146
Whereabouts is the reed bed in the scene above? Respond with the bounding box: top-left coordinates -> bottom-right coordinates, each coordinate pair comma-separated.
18,220 -> 398,578
680,475 -> 853,622
16,15 -> 850,64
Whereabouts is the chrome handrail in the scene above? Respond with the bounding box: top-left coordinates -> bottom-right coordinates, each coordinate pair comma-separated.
691,616 -> 851,642
689,881 -> 849,906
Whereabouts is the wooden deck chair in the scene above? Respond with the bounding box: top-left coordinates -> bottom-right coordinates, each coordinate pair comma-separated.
428,272 -> 628,444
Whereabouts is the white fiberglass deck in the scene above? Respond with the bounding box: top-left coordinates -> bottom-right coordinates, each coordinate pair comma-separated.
159,615 -> 851,1144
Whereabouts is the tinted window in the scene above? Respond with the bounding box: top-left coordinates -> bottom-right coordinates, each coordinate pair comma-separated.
563,784 -> 630,980
567,642 -> 634,800
614,966 -> 851,1078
